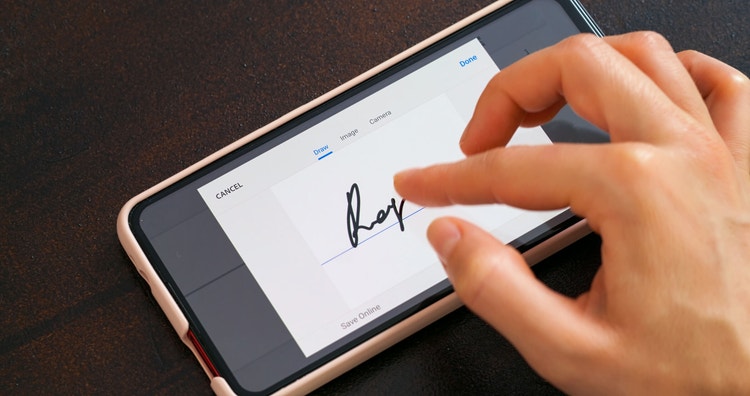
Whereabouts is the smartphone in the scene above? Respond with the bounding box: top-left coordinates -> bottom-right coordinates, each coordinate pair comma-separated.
117,0 -> 606,394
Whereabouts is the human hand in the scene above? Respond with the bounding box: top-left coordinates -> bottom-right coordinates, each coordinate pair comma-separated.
394,32 -> 750,394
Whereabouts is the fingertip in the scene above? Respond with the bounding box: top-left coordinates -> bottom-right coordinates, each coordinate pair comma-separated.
393,167 -> 419,196
392,169 -> 405,188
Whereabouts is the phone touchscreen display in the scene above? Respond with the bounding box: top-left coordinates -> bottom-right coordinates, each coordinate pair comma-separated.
130,0 -> 606,393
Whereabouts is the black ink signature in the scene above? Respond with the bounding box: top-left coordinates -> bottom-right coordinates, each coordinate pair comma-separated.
346,182 -> 406,248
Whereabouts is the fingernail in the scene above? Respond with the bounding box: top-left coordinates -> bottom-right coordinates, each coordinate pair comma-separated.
459,119 -> 474,151
458,128 -> 468,150
394,167 -> 418,181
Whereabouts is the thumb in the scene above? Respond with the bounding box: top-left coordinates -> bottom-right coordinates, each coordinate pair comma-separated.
428,217 -> 605,386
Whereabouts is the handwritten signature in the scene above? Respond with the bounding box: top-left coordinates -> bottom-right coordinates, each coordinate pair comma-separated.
346,182 -> 406,248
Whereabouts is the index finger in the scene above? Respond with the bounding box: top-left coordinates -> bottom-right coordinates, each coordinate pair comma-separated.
459,33 -> 700,155
394,143 -> 618,221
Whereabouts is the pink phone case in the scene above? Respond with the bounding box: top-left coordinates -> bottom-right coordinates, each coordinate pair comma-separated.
116,1 -> 590,393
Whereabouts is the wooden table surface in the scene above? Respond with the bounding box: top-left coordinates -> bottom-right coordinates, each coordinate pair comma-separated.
2,0 -> 748,394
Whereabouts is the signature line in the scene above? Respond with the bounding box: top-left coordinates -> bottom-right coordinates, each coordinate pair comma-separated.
321,207 -> 425,266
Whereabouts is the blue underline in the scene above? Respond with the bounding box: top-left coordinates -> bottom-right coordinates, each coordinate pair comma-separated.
320,207 -> 425,266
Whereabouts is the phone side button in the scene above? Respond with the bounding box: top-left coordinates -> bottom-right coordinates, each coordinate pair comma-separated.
125,254 -> 151,285
136,268 -> 150,285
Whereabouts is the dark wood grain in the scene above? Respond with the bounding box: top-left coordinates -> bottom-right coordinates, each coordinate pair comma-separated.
2,1 -> 748,394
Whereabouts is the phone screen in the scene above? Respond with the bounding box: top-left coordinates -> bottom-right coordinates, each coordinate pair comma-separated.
128,0 -> 606,393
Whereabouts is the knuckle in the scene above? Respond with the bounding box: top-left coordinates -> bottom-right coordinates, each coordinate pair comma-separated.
559,33 -> 607,60
474,149 -> 504,174
723,68 -> 750,97
679,48 -> 702,62
628,31 -> 673,52
605,143 -> 662,186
